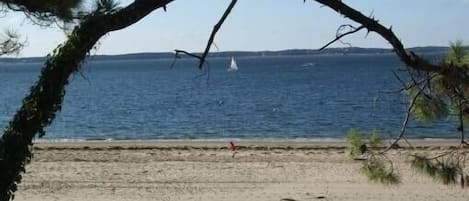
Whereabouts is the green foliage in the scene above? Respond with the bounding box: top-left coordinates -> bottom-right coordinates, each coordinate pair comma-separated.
407,41 -> 469,124
0,1 -> 171,200
411,155 -> 462,185
438,160 -> 460,185
345,129 -> 382,157
360,158 -> 400,185
346,129 -> 397,185
0,8 -> 106,201
409,91 -> 449,123
411,155 -> 438,177
346,129 -> 365,156
445,40 -> 469,66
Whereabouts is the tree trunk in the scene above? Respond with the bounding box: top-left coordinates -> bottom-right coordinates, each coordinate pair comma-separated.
0,1 -> 173,200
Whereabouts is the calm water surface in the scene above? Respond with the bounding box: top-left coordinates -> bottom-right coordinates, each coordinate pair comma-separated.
0,54 -> 456,140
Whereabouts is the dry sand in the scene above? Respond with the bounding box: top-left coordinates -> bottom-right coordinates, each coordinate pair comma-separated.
15,140 -> 469,201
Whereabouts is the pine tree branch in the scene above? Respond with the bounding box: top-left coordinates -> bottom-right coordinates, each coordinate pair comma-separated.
313,0 -> 433,69
0,1 -> 173,200
1,0 -> 84,23
381,87 -> 424,153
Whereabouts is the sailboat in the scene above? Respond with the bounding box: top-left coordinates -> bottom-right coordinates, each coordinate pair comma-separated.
227,57 -> 238,72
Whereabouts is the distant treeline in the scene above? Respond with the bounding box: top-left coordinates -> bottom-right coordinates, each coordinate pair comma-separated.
0,46 -> 454,63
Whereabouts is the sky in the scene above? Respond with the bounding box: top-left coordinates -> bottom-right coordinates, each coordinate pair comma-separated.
1,0 -> 469,57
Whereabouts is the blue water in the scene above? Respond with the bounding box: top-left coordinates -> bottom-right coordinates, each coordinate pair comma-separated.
0,54 -> 458,140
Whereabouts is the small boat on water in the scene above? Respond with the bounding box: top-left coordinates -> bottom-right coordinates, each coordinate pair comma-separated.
227,57 -> 238,72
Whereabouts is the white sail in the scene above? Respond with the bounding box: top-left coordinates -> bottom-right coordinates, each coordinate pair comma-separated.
228,57 -> 238,72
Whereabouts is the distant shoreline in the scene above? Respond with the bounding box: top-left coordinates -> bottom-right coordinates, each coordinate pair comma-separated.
1,46 -> 449,62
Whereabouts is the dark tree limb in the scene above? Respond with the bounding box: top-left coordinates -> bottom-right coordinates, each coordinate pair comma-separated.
458,98 -> 469,146
313,0 -> 469,148
0,1 -> 173,200
314,0 -> 469,88
169,49 -> 203,69
197,0 -> 237,69
312,0 -> 468,77
319,24 -> 365,51
1,0 -> 84,24
171,0 -> 238,70
174,49 -> 202,60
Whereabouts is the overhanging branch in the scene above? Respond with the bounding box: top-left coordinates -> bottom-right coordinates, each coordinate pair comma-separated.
0,1 -> 174,200
319,24 -> 365,51
171,0 -> 238,70
313,0 -> 442,73
198,0 -> 238,69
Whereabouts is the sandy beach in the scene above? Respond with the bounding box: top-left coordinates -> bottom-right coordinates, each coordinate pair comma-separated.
16,140 -> 469,201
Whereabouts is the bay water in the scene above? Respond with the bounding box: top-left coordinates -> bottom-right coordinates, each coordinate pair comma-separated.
0,54 -> 455,141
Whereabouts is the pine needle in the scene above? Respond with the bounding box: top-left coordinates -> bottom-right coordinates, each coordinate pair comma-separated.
360,159 -> 400,185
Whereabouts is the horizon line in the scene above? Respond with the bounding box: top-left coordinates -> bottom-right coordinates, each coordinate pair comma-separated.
5,45 -> 451,59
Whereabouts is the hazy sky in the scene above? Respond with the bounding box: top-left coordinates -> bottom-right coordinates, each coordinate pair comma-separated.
2,0 -> 469,57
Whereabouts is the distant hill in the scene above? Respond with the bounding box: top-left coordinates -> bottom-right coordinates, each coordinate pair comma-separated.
0,46 -> 451,63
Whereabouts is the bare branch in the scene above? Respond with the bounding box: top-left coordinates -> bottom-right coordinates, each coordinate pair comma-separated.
170,0 -> 237,70
198,0 -> 238,69
319,24 -> 365,51
170,49 -> 203,69
391,71 -> 406,87
0,30 -> 25,56
174,49 -> 202,60
313,0 -> 444,73
381,86 -> 425,153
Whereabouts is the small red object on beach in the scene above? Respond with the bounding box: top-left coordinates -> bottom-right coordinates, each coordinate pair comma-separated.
228,141 -> 236,152
228,141 -> 236,158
